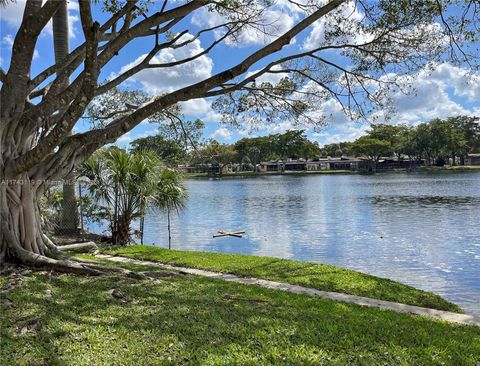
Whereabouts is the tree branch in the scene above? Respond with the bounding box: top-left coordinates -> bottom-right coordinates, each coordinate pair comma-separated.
1,0 -> 61,120
5,1 -> 101,178
62,0 -> 347,151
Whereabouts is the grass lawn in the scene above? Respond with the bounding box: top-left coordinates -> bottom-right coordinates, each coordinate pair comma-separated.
104,245 -> 461,312
1,262 -> 479,366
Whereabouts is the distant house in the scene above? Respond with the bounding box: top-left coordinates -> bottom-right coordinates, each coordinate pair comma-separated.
257,160 -> 307,172
307,157 -> 371,171
258,157 -> 371,172
306,160 -> 330,171
178,164 -> 220,175
465,153 -> 480,166
178,164 -> 201,173
284,160 -> 307,171
376,158 -> 423,170
258,161 -> 283,172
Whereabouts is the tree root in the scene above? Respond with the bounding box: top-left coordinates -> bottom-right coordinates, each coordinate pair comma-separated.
2,217 -> 147,279
14,250 -> 150,279
57,241 -> 98,253
17,249 -> 103,276
42,234 -> 62,256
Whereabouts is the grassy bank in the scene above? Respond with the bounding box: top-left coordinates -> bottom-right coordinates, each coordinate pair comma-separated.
104,246 -> 461,312
1,262 -> 479,365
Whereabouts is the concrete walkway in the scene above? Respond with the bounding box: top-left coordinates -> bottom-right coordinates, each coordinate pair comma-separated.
96,254 -> 480,327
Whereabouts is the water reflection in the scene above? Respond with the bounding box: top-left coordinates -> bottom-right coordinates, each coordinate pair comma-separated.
372,195 -> 480,206
138,172 -> 480,315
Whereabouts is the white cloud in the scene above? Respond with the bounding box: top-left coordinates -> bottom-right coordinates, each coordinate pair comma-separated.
310,98 -> 351,126
116,132 -> 133,146
245,65 -> 285,84
211,127 -> 232,141
313,123 -> 368,146
422,63 -> 480,101
191,6 -> 295,47
114,126 -> 159,147
119,33 -> 213,95
253,60 -> 480,146
179,98 -> 211,115
0,1 -> 26,28
2,34 -> 39,60
303,1 -> 371,50
265,120 -> 296,134
274,0 -> 313,15
0,1 -> 80,40
179,98 -> 223,123
377,63 -> 480,124
304,61 -> 480,145
2,34 -> 14,47
234,9 -> 294,46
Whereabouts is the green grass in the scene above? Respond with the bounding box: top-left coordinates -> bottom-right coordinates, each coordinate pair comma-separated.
103,246 -> 461,312
1,263 -> 479,365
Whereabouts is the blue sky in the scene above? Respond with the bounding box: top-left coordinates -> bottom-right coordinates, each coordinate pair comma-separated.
1,1 -> 479,147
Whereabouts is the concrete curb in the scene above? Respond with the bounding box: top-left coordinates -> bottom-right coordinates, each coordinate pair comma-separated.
96,254 -> 480,327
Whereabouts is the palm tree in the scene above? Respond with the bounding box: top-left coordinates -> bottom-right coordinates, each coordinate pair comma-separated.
52,0 -> 79,234
82,147 -> 166,245
153,168 -> 188,249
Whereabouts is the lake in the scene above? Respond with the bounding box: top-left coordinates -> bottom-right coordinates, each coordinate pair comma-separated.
97,171 -> 480,315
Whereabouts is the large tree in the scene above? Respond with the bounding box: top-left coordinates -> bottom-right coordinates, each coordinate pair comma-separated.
350,136 -> 391,169
0,0 -> 478,271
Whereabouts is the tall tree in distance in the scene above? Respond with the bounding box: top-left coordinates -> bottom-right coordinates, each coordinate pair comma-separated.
350,136 -> 391,170
52,0 -> 79,234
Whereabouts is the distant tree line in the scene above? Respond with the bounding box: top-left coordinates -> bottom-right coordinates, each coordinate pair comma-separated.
326,116 -> 480,166
132,129 -> 322,169
131,115 -> 479,169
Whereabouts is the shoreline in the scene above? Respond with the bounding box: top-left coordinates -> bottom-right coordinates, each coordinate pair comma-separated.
185,165 -> 480,178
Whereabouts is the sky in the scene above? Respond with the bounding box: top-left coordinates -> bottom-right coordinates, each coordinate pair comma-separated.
1,0 -> 479,148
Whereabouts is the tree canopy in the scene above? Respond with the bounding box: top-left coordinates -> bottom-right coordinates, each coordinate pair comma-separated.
319,116 -> 480,165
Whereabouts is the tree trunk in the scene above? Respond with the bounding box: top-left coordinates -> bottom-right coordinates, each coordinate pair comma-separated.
140,215 -> 145,245
53,0 -> 79,234
0,180 -> 100,274
1,180 -> 47,260
113,214 -> 130,245
167,209 -> 171,250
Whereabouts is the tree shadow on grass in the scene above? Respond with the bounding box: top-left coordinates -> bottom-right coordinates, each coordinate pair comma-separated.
1,272 -> 479,365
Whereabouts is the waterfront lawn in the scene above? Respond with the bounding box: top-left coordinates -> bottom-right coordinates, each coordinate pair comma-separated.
104,246 -> 461,312
1,265 -> 479,366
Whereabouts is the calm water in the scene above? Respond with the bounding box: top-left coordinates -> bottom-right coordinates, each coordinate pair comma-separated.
103,172 -> 480,314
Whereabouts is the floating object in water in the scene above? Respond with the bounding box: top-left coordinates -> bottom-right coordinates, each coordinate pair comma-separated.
213,231 -> 245,238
